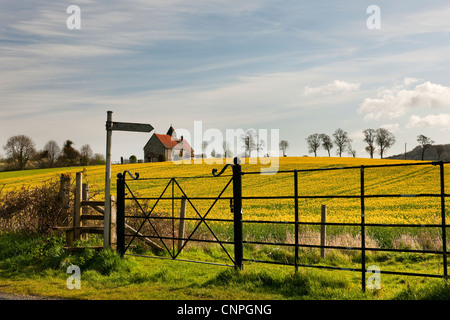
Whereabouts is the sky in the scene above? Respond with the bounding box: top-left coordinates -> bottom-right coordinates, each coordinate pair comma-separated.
1,1 -> 450,162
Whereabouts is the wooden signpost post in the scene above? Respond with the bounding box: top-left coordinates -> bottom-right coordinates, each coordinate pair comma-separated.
104,111 -> 153,249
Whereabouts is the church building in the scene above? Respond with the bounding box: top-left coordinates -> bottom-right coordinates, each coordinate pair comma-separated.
143,126 -> 194,162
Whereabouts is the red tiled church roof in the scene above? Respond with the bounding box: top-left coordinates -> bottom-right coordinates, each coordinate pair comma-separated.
155,133 -> 180,149
154,133 -> 194,155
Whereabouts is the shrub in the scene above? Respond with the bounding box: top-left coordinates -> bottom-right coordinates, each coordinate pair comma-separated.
129,155 -> 137,164
0,178 -> 72,234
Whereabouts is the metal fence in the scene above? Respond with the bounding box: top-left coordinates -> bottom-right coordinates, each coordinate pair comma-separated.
116,158 -> 449,291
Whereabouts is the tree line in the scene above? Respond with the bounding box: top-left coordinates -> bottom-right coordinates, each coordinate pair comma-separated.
304,128 -> 399,159
195,127 -> 436,161
1,135 -> 105,171
303,128 -> 436,160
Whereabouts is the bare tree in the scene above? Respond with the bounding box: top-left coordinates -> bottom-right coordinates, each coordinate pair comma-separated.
241,129 -> 258,158
417,135 -> 434,161
201,140 -> 209,158
80,144 -> 94,165
347,143 -> 356,158
279,140 -> 289,157
333,128 -> 351,157
256,138 -> 265,154
223,141 -> 233,158
375,128 -> 396,159
363,129 -> 376,159
3,135 -> 36,170
320,134 -> 333,157
306,134 -> 321,157
43,140 -> 61,168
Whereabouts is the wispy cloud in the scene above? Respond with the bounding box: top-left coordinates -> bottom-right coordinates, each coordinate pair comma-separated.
303,80 -> 360,97
382,3 -> 450,38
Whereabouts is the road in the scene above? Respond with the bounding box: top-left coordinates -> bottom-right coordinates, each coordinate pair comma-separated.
0,291 -> 58,300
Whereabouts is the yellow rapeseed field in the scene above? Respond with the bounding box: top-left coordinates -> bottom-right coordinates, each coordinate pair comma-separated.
1,157 -> 448,229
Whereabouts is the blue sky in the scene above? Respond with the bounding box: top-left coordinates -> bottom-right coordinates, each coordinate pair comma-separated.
1,1 -> 450,161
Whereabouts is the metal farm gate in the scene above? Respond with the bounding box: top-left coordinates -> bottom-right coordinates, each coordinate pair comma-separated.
116,158 -> 449,291
116,158 -> 244,269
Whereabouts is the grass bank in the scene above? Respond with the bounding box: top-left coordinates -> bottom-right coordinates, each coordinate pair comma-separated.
0,232 -> 449,300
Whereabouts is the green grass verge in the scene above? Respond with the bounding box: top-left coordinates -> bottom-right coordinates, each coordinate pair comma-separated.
0,232 -> 449,300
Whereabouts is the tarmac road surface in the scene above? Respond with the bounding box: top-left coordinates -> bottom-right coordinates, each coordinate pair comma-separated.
0,291 -> 58,300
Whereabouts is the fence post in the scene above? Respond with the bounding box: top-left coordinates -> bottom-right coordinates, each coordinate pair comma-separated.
116,173 -> 126,257
82,183 -> 89,213
58,174 -> 71,210
321,205 -> 327,259
81,182 -> 89,240
233,157 -> 243,270
73,172 -> 82,241
439,162 -> 447,280
59,174 -> 72,245
294,170 -> 299,272
178,196 -> 187,252
110,195 -> 117,247
360,166 -> 366,292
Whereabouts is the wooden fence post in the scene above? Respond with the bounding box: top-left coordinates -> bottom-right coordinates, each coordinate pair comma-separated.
58,174 -> 72,245
321,204 -> 327,258
58,174 -> 71,209
73,172 -> 82,241
178,196 -> 187,252
82,183 -> 89,214
81,182 -> 89,240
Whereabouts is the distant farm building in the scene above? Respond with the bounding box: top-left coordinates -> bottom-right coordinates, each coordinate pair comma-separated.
143,126 -> 194,162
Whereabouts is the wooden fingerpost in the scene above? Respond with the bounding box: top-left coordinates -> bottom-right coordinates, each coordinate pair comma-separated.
321,204 -> 327,258
177,196 -> 187,252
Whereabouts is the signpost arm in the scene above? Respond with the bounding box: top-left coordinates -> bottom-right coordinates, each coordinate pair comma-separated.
104,111 -> 113,249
